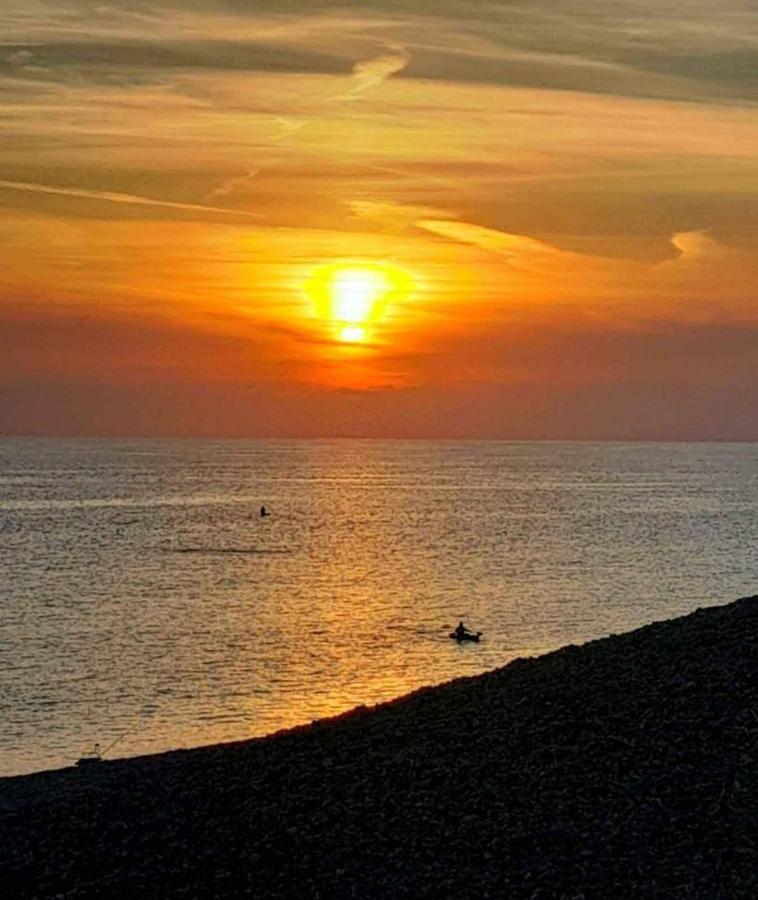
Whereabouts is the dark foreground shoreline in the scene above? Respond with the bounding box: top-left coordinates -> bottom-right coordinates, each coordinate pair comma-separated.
2,597 -> 756,898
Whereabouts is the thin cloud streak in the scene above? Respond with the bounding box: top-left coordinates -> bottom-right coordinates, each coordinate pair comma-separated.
0,179 -> 261,218
416,220 -> 567,261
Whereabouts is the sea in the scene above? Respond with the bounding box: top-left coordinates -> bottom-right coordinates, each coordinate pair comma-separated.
1,439 -> 756,776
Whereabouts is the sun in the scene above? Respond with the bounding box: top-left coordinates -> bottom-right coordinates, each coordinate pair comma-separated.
331,267 -> 388,326
305,261 -> 413,343
338,324 -> 367,343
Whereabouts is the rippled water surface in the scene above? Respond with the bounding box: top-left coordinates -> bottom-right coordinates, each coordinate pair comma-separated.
1,439 -> 756,775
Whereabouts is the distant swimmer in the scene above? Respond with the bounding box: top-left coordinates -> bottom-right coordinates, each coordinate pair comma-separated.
260,505 -> 270,517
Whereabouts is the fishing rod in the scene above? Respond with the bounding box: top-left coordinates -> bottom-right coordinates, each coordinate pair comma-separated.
76,698 -> 160,767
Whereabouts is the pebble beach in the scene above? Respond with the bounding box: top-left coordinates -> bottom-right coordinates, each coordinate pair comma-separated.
2,595 -> 756,898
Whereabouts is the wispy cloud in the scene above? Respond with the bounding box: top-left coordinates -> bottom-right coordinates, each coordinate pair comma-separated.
340,48 -> 409,100
200,44 -> 409,199
669,230 -> 718,262
416,220 -> 566,262
3,1 -> 758,103
205,168 -> 261,201
349,199 -> 456,228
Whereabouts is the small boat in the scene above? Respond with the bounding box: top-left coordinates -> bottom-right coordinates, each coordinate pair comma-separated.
449,631 -> 482,643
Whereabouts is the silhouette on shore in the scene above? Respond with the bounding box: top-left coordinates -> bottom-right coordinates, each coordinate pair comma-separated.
76,742 -> 102,767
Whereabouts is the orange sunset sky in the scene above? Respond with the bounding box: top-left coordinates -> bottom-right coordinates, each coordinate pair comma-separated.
1,0 -> 757,438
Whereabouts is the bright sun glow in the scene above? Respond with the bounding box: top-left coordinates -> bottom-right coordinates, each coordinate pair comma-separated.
331,268 -> 389,326
304,261 -> 414,344
339,324 -> 366,343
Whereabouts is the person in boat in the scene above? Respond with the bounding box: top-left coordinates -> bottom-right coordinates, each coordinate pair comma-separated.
454,621 -> 468,640
260,505 -> 269,517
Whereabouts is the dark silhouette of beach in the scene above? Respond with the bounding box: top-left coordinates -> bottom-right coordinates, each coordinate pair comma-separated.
1,595 -> 756,898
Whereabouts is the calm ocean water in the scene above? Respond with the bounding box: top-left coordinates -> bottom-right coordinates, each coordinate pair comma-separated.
1,439 -> 756,776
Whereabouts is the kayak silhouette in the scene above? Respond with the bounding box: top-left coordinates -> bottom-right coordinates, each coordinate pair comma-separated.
449,630 -> 482,643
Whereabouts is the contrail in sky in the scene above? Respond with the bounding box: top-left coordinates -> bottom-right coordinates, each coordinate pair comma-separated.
0,179 -> 260,218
